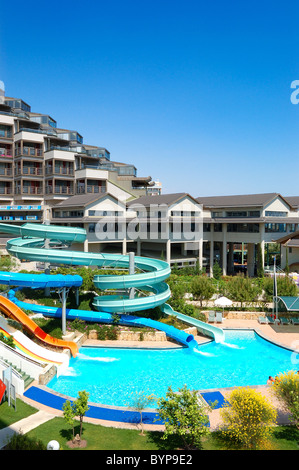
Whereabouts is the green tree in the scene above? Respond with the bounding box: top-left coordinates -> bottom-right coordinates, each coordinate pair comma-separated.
156,385 -> 210,450
271,371 -> 299,429
62,390 -> 90,443
127,390 -> 156,435
226,275 -> 260,308
190,276 -> 215,307
73,390 -> 90,440
62,400 -> 76,442
212,262 -> 222,280
262,276 -> 298,303
220,387 -> 277,449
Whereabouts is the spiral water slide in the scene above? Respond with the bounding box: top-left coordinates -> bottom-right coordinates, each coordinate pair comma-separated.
0,222 -> 224,350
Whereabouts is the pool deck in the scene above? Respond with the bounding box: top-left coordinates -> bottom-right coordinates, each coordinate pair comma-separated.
14,319 -> 299,435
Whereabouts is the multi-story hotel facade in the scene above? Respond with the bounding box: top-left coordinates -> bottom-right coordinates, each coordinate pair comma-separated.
1,84 -> 299,276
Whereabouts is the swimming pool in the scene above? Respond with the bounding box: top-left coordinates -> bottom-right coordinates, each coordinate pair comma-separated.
47,330 -> 298,407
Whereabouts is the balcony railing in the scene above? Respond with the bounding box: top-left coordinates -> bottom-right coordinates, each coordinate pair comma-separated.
45,186 -> 74,195
0,130 -> 13,139
16,186 -> 43,195
0,151 -> 13,158
15,167 -> 43,176
76,185 -> 106,194
15,147 -> 43,157
45,167 -> 74,176
0,168 -> 13,176
0,187 -> 13,195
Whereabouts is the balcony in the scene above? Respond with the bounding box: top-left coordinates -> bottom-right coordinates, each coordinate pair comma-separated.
15,167 -> 43,177
76,185 -> 106,194
15,147 -> 43,158
0,150 -> 13,159
15,186 -> 43,195
0,167 -> 13,177
45,185 -> 74,195
0,186 -> 13,196
45,166 -> 74,177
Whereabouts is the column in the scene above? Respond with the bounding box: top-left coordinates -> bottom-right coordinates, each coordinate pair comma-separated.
198,238 -> 203,271
137,239 -> 141,256
222,223 -> 227,276
166,239 -> 171,265
247,243 -> 255,277
228,242 -> 234,275
210,224 -> 214,277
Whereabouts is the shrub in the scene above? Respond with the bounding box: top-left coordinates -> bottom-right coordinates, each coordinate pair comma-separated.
157,385 -> 210,450
190,276 -> 215,307
220,387 -> 277,449
5,432 -> 46,450
271,371 -> 299,428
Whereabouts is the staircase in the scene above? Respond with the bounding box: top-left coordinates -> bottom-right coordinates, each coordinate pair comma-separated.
0,356 -> 34,390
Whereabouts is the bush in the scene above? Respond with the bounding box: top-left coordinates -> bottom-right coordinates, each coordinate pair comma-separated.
157,385 -> 210,450
271,371 -> 299,428
220,387 -> 277,449
5,432 -> 46,450
190,276 -> 215,306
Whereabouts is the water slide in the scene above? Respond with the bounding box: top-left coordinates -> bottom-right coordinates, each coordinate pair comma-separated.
0,222 -> 224,348
0,295 -> 79,357
0,316 -> 70,368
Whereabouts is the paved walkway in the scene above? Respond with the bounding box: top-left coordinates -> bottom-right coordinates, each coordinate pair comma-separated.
0,410 -> 54,449
1,318 -> 298,447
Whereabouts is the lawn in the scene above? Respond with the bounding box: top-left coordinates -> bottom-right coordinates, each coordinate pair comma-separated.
25,417 -> 299,451
0,398 -> 38,430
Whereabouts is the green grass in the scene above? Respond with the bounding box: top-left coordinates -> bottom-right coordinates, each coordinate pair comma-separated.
24,417 -> 299,451
0,398 -> 38,430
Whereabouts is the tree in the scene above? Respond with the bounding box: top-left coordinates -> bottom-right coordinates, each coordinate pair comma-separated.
220,387 -> 277,449
73,390 -> 90,440
190,276 -> 215,307
127,390 -> 156,435
257,243 -> 264,278
62,390 -> 90,443
271,371 -> 299,429
212,262 -> 222,280
62,400 -> 76,442
156,385 -> 210,450
226,275 -> 260,308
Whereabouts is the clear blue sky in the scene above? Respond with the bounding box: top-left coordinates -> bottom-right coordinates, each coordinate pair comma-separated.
1,0 -> 299,197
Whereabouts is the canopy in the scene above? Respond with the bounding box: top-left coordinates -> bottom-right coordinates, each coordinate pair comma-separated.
276,296 -> 299,312
214,296 -> 233,307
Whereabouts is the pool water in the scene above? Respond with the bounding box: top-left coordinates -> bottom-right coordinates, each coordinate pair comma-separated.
47,330 -> 298,407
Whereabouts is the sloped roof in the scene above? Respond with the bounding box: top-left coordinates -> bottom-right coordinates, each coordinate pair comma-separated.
54,193 -> 117,208
126,193 -> 199,207
196,193 -> 292,209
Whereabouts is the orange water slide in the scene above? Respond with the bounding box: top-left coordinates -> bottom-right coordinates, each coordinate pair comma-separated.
0,295 -> 78,357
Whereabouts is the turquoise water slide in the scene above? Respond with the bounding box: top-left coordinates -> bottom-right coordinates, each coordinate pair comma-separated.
0,222 -> 224,345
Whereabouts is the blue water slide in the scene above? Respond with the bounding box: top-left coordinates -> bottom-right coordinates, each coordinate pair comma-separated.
0,222 -> 224,347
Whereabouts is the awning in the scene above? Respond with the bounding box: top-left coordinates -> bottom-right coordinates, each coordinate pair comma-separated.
276,296 -> 299,311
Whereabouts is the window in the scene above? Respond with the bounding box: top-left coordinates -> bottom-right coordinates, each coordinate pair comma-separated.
265,211 -> 288,217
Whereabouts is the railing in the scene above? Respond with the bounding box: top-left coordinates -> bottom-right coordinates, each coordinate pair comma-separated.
45,166 -> 74,176
15,167 -> 43,176
76,185 -> 106,194
0,130 -> 13,138
16,186 -> 43,195
0,168 -> 13,176
17,127 -> 57,136
0,186 -> 13,194
0,152 -> 13,158
45,186 -> 74,195
15,147 -> 43,157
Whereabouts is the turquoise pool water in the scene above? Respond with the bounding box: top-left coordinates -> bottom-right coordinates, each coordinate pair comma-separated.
47,330 -> 298,407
